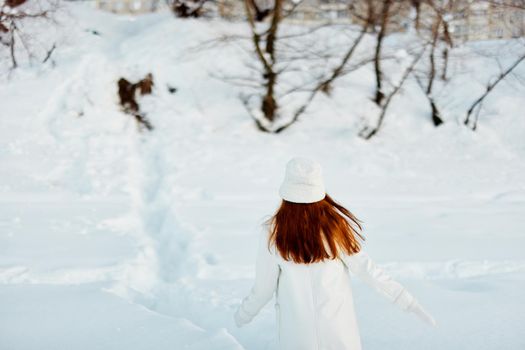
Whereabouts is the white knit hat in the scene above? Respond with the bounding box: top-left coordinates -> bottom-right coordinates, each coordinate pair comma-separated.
279,157 -> 326,203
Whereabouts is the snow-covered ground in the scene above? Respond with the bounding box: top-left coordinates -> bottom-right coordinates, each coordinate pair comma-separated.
1,3 -> 525,350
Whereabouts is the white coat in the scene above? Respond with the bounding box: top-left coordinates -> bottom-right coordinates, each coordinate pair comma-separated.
234,232 -> 435,350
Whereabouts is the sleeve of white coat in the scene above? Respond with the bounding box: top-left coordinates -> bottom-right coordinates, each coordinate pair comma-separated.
234,232 -> 280,327
343,250 -> 416,311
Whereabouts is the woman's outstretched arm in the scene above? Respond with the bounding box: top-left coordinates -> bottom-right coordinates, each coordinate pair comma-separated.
234,231 -> 280,327
343,250 -> 436,326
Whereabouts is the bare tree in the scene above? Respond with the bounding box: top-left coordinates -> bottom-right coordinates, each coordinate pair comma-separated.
464,52 -> 525,130
372,0 -> 393,105
0,0 -> 57,70
411,0 -> 423,31
238,0 -> 373,133
421,16 -> 444,125
271,2 -> 376,133
360,45 -> 427,139
350,0 -> 412,106
243,0 -> 281,126
412,0 -> 455,126
455,0 -> 525,130
349,0 -> 411,106
247,0 -> 273,21
436,0 -> 469,81
272,27 -> 371,133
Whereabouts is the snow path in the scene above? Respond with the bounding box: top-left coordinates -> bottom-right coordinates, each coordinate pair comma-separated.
1,9 -> 245,349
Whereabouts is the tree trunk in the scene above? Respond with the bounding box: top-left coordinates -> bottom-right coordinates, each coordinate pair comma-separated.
441,47 -> 449,81
426,17 -> 444,126
262,71 -> 277,121
373,0 -> 391,106
9,22 -> 17,69
412,0 -> 421,31
261,0 -> 281,122
244,0 -> 281,123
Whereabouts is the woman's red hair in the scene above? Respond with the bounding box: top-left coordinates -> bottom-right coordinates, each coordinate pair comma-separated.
267,194 -> 364,264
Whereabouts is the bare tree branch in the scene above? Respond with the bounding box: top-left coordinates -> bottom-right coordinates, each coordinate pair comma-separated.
465,53 -> 525,130
1,0 -> 57,70
360,46 -> 427,140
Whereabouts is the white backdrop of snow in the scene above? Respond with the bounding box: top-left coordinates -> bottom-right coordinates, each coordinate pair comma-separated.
1,3 -> 525,350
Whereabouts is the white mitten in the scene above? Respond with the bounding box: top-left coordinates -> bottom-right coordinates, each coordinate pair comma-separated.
409,301 -> 437,327
233,306 -> 250,328
233,310 -> 244,328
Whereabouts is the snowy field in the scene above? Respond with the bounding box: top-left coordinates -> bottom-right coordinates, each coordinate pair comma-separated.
1,3 -> 525,350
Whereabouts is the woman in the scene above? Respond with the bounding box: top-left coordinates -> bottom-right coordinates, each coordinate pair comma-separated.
234,157 -> 436,350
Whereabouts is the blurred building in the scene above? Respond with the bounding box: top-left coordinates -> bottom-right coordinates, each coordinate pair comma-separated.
97,0 -> 525,42
286,0 -> 351,23
218,0 -> 411,31
218,0 -> 352,23
96,0 -> 162,13
347,0 -> 411,34
448,1 -> 525,42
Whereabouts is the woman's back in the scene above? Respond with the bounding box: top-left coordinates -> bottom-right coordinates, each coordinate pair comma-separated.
234,157 -> 436,350
274,249 -> 361,350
